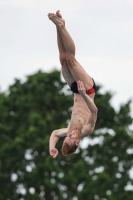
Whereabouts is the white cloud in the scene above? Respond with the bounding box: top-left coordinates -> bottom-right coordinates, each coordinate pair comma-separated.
127,0 -> 133,5
0,0 -> 81,11
122,21 -> 133,33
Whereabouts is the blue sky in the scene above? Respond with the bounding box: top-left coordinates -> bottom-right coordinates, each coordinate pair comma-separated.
0,0 -> 133,116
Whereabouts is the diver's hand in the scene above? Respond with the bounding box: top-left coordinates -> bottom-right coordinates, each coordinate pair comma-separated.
50,148 -> 59,158
77,80 -> 86,96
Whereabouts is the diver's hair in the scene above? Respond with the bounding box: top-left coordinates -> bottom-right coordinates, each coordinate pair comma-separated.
61,143 -> 78,156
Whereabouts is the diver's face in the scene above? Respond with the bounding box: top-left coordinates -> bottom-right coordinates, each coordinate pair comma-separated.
68,130 -> 78,139
64,130 -> 79,146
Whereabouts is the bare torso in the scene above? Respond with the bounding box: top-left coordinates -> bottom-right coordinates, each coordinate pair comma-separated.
68,93 -> 95,133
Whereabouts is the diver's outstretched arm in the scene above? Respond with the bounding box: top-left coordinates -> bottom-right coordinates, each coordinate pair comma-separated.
49,128 -> 68,158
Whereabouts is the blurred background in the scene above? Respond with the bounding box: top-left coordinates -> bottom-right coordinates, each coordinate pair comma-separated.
0,0 -> 133,112
0,0 -> 133,199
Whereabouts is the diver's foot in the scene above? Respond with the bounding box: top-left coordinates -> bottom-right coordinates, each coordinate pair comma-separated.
48,12 -> 65,27
56,10 -> 62,18
56,10 -> 65,25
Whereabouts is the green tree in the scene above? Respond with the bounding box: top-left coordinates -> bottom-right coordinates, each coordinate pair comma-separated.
0,69 -> 133,200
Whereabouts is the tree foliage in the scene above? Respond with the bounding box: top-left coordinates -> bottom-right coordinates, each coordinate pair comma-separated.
0,69 -> 133,200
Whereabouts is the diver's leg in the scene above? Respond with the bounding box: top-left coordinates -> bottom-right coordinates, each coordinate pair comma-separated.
48,12 -> 93,89
55,11 -> 74,86
48,11 -> 75,55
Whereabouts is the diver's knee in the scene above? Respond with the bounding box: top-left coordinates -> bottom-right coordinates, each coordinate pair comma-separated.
66,54 -> 76,68
59,54 -> 66,65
